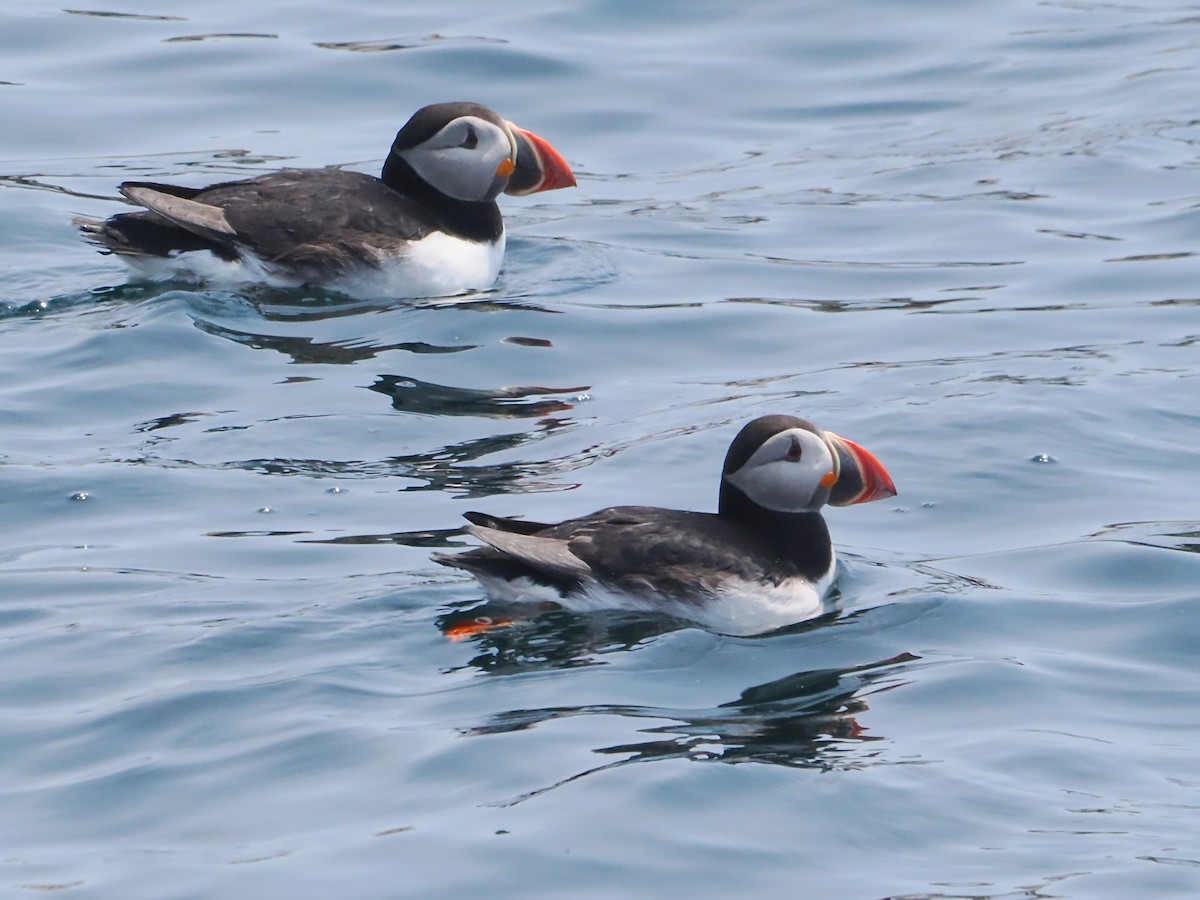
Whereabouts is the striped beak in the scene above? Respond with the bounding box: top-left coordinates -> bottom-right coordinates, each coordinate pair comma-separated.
824,432 -> 897,506
505,124 -> 577,196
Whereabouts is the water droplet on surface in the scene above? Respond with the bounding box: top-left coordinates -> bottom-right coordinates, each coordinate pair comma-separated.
69,491 -> 89,502
1030,453 -> 1055,464
258,506 -> 273,514
327,486 -> 346,494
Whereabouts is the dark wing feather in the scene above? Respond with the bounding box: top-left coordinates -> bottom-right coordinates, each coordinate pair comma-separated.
83,169 -> 440,270
438,505 -> 822,599
462,510 -> 557,535
548,507 -> 764,598
189,169 -> 438,269
121,184 -> 238,241
76,211 -> 224,259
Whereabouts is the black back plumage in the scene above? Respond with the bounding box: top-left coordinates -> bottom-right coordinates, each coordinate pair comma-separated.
447,505 -> 831,596
80,101 -> 510,270
86,166 -> 502,271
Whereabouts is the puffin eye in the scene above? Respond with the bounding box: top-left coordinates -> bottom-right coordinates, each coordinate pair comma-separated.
460,126 -> 479,150
786,435 -> 804,461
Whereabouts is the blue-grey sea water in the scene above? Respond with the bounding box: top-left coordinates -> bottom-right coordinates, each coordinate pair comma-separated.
2,1 -> 1199,896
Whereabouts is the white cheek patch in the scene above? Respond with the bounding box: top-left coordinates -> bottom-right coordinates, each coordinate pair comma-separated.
725,458 -> 827,512
724,430 -> 834,513
400,117 -> 513,202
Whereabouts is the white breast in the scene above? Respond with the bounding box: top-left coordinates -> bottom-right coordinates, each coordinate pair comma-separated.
337,230 -> 506,300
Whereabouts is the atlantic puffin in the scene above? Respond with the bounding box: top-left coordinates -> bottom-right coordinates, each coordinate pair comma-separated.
76,101 -> 576,299
434,415 -> 897,636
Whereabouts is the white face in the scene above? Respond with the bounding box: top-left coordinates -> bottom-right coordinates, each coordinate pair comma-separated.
396,115 -> 516,203
723,427 -> 837,513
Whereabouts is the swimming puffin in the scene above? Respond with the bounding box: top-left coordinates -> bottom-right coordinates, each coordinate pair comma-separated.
76,101 -> 576,299
434,414 -> 897,636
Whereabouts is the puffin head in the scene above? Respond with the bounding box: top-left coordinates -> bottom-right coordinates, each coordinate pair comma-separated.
720,414 -> 896,515
386,101 -> 576,203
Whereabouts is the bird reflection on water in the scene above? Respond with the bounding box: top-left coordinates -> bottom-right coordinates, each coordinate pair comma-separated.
440,604 -> 919,804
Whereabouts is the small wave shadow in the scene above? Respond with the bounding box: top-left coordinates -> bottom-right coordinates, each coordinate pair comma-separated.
467,650 -> 924,806
502,236 -> 618,302
1084,520 -> 1200,554
183,418 -> 582,498
906,519 -> 1200,602
369,375 -> 588,419
1,282 -> 166,320
437,602 -> 708,673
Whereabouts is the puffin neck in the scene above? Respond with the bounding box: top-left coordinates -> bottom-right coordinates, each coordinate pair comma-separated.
718,482 -> 833,583
379,155 -> 503,243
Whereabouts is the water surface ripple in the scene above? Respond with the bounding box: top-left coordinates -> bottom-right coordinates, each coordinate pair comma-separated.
2,0 -> 1199,897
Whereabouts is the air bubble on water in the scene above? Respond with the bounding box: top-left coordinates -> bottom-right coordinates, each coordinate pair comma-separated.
70,491 -> 89,502
1030,453 -> 1055,464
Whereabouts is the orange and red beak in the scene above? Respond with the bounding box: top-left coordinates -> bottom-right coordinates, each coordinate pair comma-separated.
505,124 -> 577,196
824,432 -> 897,507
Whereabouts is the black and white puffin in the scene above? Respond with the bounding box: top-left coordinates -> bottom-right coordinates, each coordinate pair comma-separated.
76,101 -> 576,299
434,414 -> 897,636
